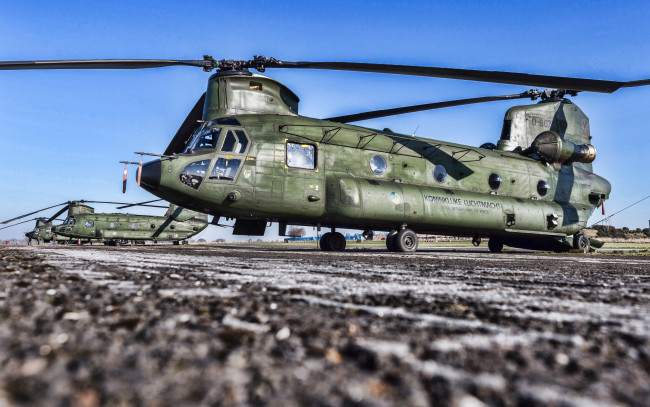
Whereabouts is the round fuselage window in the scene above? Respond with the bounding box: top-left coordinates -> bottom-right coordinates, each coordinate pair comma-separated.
537,180 -> 550,196
433,165 -> 447,183
370,155 -> 387,175
488,173 -> 502,190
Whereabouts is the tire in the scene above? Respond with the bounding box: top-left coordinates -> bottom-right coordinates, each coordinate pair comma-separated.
386,230 -> 399,252
573,234 -> 590,251
395,229 -> 418,252
329,232 -> 346,251
320,232 -> 332,251
488,238 -> 503,253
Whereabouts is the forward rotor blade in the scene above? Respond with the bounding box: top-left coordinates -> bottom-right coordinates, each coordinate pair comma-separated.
0,218 -> 38,230
0,59 -> 210,71
1,202 -> 69,224
116,199 -> 165,210
326,91 -> 536,123
255,58 -> 650,93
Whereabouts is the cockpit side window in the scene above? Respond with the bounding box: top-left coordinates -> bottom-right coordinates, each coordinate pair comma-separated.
210,158 -> 241,181
234,130 -> 248,153
221,130 -> 237,152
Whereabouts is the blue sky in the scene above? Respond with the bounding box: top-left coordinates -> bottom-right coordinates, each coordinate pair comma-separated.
1,0 -> 649,241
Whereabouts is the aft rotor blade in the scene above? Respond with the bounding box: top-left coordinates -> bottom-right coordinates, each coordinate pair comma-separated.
116,199 -> 166,209
164,93 -> 206,155
259,59 -> 648,93
1,202 -> 69,224
0,59 -> 211,71
0,218 -> 38,230
326,91 -> 536,123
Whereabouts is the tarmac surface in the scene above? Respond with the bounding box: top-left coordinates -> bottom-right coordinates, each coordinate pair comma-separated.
0,244 -> 649,406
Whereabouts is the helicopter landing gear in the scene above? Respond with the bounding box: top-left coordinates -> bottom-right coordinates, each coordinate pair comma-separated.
573,233 -> 591,252
319,232 -> 346,251
488,237 -> 503,253
386,230 -> 399,252
387,229 -> 418,252
396,229 -> 418,252
173,240 -> 180,245
472,235 -> 482,246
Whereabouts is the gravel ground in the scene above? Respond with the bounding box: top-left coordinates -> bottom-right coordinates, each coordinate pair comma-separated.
0,245 -> 648,406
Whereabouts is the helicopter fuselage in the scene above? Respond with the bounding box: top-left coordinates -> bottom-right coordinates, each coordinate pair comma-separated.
139,113 -> 610,250
52,210 -> 208,243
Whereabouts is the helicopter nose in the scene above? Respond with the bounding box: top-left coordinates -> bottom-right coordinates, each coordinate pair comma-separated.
139,159 -> 161,191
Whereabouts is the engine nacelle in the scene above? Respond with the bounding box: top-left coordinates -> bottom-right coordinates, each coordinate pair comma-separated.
530,131 -> 596,164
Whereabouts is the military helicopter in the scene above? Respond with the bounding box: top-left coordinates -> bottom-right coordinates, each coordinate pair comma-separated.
1,200 -> 209,245
4,56 -> 648,252
0,217 -> 80,245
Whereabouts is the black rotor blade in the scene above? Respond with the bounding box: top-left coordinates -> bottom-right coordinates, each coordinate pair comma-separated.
259,59 -> 647,93
0,59 -> 211,71
164,93 -> 206,155
116,199 -> 165,210
46,205 -> 71,224
0,218 -> 39,230
1,202 -> 70,224
326,91 -> 537,123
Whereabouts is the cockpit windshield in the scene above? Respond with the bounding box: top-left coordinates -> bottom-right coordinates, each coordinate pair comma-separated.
63,217 -> 76,225
195,127 -> 222,149
183,125 -> 204,153
184,126 -> 222,152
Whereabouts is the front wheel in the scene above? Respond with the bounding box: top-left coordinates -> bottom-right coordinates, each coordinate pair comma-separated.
395,229 -> 418,252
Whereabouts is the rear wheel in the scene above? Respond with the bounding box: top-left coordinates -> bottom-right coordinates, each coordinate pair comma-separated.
488,238 -> 503,253
329,232 -> 346,252
395,229 -> 418,252
573,234 -> 590,251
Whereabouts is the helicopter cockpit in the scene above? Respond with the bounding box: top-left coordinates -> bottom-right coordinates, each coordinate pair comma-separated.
178,117 -> 251,189
62,217 -> 76,225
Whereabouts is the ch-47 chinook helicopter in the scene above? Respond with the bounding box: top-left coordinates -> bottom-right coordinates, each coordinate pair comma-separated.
0,217 -> 85,245
1,200 -> 209,245
4,56 -> 648,253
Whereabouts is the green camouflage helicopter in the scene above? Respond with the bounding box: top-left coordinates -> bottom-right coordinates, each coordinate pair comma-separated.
2,200 -> 209,246
4,56 -> 647,252
0,216 -> 92,245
